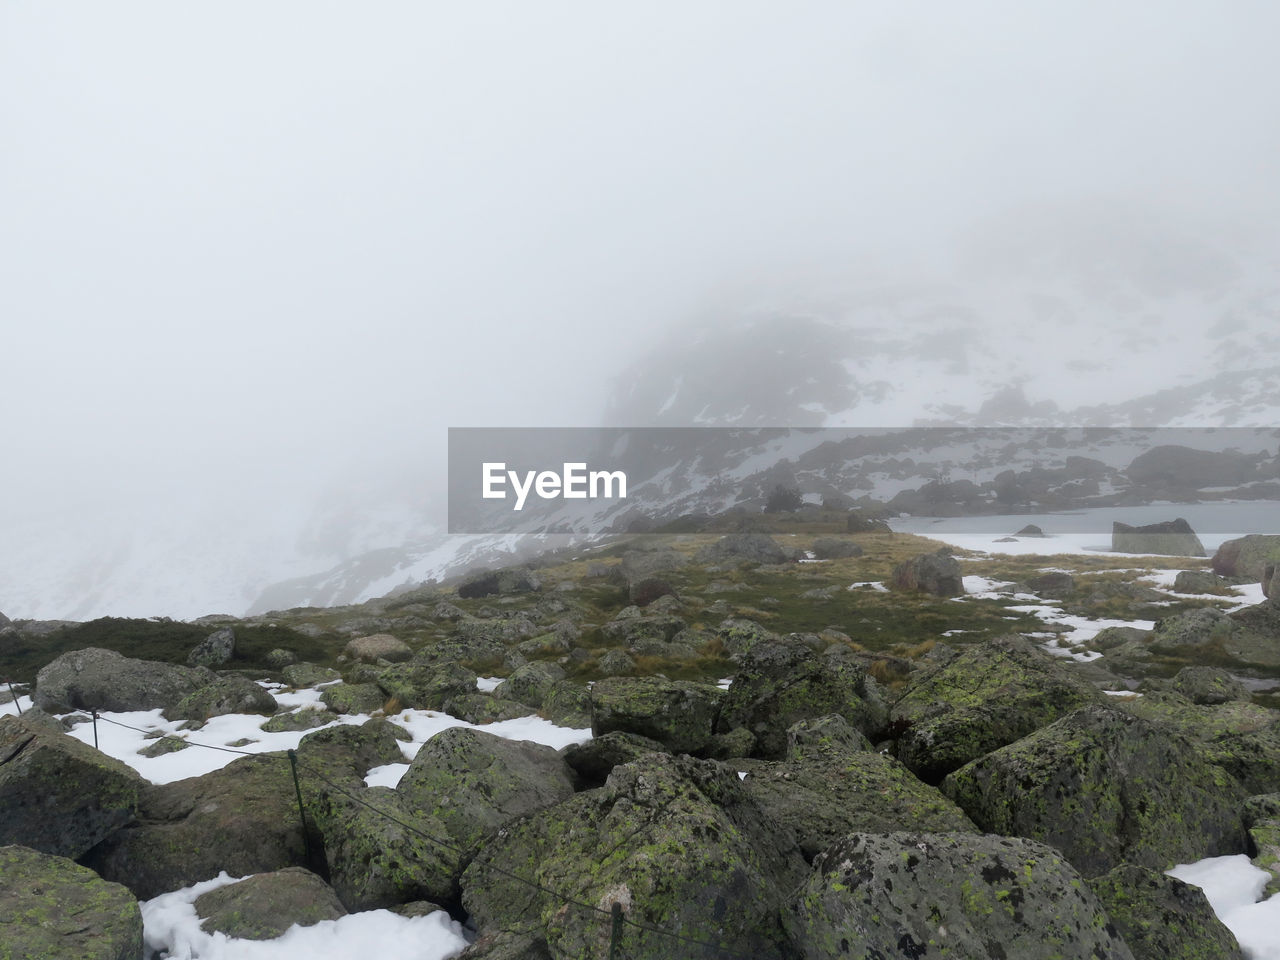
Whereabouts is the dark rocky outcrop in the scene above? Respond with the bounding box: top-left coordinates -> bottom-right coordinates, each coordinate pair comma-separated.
942,705 -> 1246,877
375,662 -> 477,710
1089,863 -> 1244,960
785,832 -> 1135,960
0,844 -> 143,960
890,635 -> 1106,783
0,715 -> 144,859
717,640 -> 885,759
889,548 -> 964,596
1112,518 -> 1206,556
462,754 -> 806,960
34,647 -> 212,714
561,731 -> 668,788
193,867 -> 347,940
1171,666 -> 1249,704
457,568 -> 539,599
1172,569 -> 1232,594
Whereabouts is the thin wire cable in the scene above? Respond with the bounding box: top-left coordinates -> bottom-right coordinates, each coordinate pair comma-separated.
90,712 -> 766,960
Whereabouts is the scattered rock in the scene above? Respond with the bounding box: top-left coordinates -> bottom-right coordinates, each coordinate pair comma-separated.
265,647 -> 297,669
344,634 -> 412,664
596,649 -> 636,677
261,708 -> 332,732
1026,571 -> 1075,598
785,832 -> 1135,960
493,662 -> 566,709
457,568 -> 539,599
194,867 -> 346,940
694,533 -> 791,566
714,617 -> 778,656
627,577 -> 677,607
321,682 -> 388,715
34,647 -> 212,713
1172,569 -> 1232,594
1112,518 -> 1206,556
375,662 -> 477,710
0,844 -> 143,960
282,662 -> 341,687
1171,666 -> 1249,705
809,537 -> 863,560
188,627 -> 236,667
889,548 -> 964,596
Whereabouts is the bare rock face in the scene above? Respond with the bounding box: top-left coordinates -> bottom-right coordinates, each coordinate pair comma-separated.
1112,518 -> 1206,557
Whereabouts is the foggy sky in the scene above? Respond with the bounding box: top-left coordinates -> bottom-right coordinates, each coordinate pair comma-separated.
3,2 -> 1279,609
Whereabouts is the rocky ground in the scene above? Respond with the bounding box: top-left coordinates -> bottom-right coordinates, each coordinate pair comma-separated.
2,515 -> 1280,959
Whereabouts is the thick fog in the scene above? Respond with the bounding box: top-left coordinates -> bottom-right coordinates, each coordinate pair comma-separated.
3,2 -> 1279,619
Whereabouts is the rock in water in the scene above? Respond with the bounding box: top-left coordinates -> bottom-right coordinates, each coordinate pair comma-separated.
188,626 -> 236,667
1112,518 -> 1206,556
0,715 -> 144,859
0,844 -> 143,960
785,832 -> 1135,960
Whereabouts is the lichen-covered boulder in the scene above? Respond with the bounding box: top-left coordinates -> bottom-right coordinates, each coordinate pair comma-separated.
0,845 -> 143,960
1113,518 -> 1206,556
740,716 -> 974,861
890,635 -> 1106,782
282,662 -> 341,687
34,647 -> 212,713
193,867 -> 346,940
398,727 -> 575,855
714,617 -> 778,656
598,613 -> 686,648
0,715 -> 144,858
1172,570 -> 1232,594
1213,534 -> 1280,579
441,693 -> 536,724
717,639 -> 885,759
343,633 -> 412,664
538,681 -> 592,728
810,537 -> 863,560
1152,605 -> 1280,667
1244,794 -> 1280,895
590,676 -> 724,754
462,754 -> 806,960
1089,863 -> 1244,960
1171,666 -> 1249,704
492,662 -> 565,709
260,707 -> 331,732
942,705 -> 1246,877
375,661 -> 477,710
693,532 -> 791,566
785,832 -> 1135,960
165,674 -> 277,722
187,626 -> 236,667
889,548 -> 964,596
82,754 -> 309,899
321,681 -> 387,715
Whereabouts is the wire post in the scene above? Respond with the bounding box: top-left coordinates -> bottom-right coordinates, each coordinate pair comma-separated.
91,710 -> 98,749
4,680 -> 21,716
608,902 -> 623,960
286,749 -> 314,864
